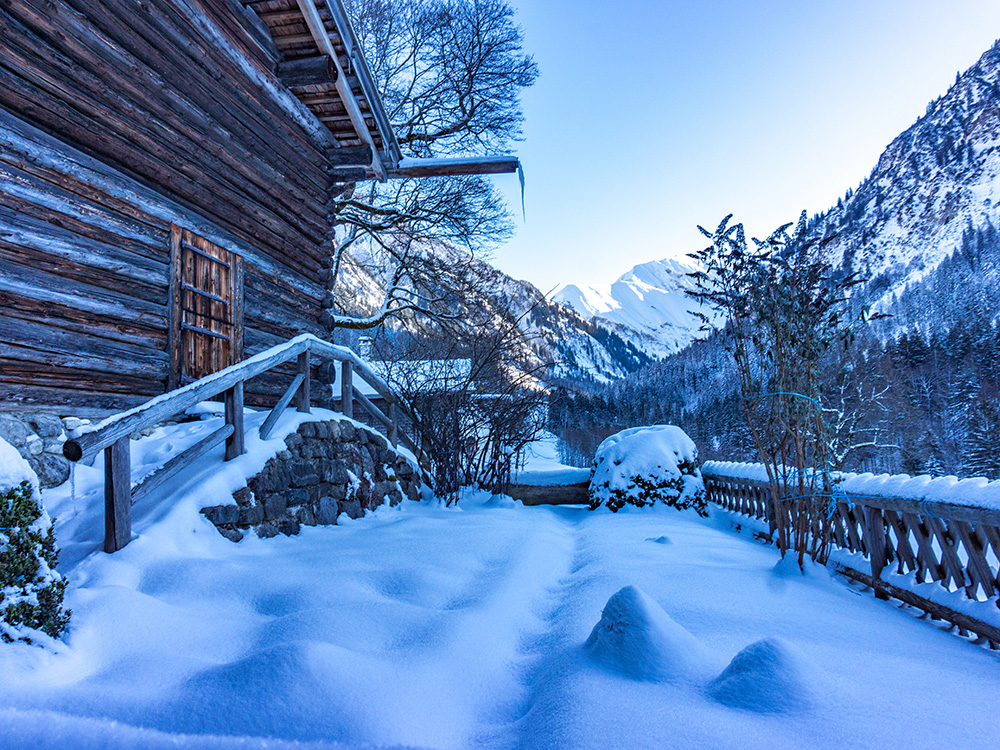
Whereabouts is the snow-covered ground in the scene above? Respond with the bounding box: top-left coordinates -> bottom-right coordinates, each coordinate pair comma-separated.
3,433 -> 1000,749
512,432 -> 590,486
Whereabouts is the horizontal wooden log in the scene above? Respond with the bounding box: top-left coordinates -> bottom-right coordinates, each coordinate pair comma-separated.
508,482 -> 591,506
0,107 -> 326,303
278,55 -> 337,88
388,156 -> 520,179
835,565 -> 1000,645
131,423 -> 235,505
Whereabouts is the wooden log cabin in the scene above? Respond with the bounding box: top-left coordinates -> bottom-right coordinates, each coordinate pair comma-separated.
0,0 -> 517,416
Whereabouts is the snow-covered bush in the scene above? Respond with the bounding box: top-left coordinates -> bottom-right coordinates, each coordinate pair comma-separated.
0,437 -> 70,644
589,425 -> 706,514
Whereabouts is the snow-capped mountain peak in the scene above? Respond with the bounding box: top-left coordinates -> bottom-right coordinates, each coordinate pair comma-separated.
554,256 -> 714,358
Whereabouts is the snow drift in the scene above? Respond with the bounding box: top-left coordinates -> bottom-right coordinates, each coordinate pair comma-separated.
584,586 -> 713,682
708,638 -> 815,714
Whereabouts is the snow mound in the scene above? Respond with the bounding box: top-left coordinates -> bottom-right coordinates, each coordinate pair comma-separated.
585,586 -> 712,682
589,426 -> 706,513
709,638 -> 814,714
0,435 -> 37,494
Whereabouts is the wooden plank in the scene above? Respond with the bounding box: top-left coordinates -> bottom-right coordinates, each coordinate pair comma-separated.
259,372 -> 306,440
167,225 -> 183,390
103,436 -> 131,553
296,350 -> 311,413
904,512 -> 946,583
224,382 -> 245,461
353,386 -> 391,428
131,424 -> 235,504
953,520 -> 996,599
927,518 -> 968,591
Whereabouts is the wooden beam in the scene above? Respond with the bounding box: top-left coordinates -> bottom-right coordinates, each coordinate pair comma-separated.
277,55 -> 337,88
259,372 -> 306,440
224,382 -> 245,461
328,145 -> 372,167
387,156 -> 519,179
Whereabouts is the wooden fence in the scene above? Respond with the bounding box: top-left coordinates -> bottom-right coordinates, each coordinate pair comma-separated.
702,465 -> 1000,646
63,334 -> 430,553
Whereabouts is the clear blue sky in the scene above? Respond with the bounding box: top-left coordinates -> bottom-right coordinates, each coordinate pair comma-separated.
490,0 -> 1000,292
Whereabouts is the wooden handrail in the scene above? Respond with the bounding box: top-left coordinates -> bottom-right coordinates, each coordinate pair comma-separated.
64,334 -> 430,552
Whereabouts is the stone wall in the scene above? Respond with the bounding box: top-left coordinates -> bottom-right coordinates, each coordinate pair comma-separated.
0,413 -> 77,488
201,418 -> 425,542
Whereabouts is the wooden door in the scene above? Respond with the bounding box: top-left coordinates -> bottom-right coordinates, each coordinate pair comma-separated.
168,226 -> 244,388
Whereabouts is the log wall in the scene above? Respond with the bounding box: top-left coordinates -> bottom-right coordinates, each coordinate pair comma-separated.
0,0 -> 336,415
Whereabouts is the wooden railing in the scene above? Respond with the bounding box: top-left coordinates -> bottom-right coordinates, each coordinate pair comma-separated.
703,464 -> 1000,646
64,334 -> 430,553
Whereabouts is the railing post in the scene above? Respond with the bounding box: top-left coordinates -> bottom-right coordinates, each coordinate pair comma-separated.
104,437 -> 132,553
296,350 -> 311,413
389,399 -> 399,447
341,360 -> 353,419
224,381 -> 245,460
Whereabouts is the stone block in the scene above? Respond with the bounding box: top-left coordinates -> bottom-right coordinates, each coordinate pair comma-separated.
325,459 -> 350,484
300,422 -> 317,438
29,414 -> 64,438
328,421 -> 342,441
277,516 -> 301,536
340,422 -> 355,441
286,487 -> 310,507
220,528 -> 244,543
337,497 -> 364,520
256,522 -> 279,539
201,504 -> 239,526
315,497 -> 339,525
0,415 -> 30,447
396,460 -> 414,479
315,422 -> 330,439
43,438 -> 64,455
26,437 -> 44,456
247,474 -> 268,500
403,481 -> 421,502
329,484 -> 347,501
28,454 -> 71,489
263,494 -> 287,521
238,503 -> 264,526
299,505 -> 317,526
62,417 -> 86,432
233,487 -> 253,507
284,432 -> 303,451
289,461 -> 320,487
276,450 -> 293,461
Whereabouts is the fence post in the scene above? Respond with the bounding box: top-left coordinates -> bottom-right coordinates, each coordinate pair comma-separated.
104,437 -> 132,553
296,351 -> 311,413
224,382 -> 245,460
864,505 -> 889,598
341,360 -> 353,419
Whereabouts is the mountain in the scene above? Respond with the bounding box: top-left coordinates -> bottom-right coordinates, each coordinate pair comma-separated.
555,38 -> 1000,478
554,257 -> 715,359
809,40 -> 1000,311
332,246 -> 652,386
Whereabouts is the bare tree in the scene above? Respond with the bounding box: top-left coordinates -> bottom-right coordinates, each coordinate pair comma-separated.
327,0 -> 539,330
687,213 -> 871,565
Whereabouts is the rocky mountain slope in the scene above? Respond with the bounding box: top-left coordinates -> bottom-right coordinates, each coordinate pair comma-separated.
810,39 -> 1000,309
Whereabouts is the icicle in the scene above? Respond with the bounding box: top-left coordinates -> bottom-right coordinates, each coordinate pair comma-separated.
518,161 -> 526,222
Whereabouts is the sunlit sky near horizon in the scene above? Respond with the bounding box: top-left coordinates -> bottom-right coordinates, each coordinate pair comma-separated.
489,0 -> 1000,294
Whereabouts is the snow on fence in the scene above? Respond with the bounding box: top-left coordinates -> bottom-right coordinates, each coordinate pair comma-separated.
702,461 -> 1000,647
63,335 -> 430,553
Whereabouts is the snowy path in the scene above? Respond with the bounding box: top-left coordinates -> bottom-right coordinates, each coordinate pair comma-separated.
3,497 -> 1000,749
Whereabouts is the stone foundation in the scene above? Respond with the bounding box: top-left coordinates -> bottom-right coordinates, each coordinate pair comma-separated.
0,413 -> 77,488
201,418 -> 424,542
